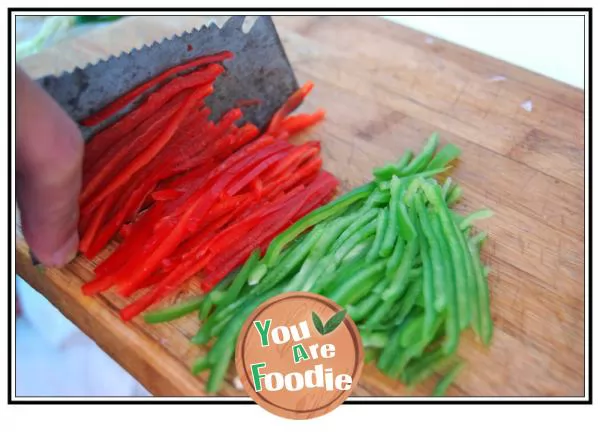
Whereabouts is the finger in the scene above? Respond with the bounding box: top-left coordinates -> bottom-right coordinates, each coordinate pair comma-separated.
16,66 -> 84,267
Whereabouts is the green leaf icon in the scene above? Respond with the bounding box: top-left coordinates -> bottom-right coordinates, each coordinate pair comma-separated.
312,311 -> 325,335
323,309 -> 347,335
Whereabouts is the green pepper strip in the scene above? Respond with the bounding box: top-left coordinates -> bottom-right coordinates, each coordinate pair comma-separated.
468,240 -> 494,345
215,249 -> 261,307
262,182 -> 375,268
401,132 -> 439,175
459,209 -> 494,231
144,296 -> 204,324
423,193 -> 461,354
330,208 -> 378,252
372,149 -> 413,181
365,237 -> 419,328
426,143 -> 461,171
329,261 -> 386,306
366,209 -> 389,263
347,279 -> 386,323
432,361 -> 464,396
414,200 -> 436,338
379,175 -> 401,257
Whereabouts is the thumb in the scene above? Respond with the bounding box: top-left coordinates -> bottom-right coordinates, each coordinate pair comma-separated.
16,65 -> 84,267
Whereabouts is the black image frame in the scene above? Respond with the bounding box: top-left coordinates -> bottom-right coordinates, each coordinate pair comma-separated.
7,7 -> 592,405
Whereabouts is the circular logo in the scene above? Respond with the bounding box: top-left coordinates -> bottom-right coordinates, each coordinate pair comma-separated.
235,292 -> 363,420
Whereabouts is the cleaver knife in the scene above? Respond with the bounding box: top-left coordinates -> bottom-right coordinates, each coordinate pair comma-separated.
28,15 -> 298,266
36,15 -> 299,141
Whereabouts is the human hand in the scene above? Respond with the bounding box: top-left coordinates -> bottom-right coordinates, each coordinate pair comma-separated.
16,65 -> 84,267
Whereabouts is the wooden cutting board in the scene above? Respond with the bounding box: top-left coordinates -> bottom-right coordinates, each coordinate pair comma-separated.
16,15 -> 585,397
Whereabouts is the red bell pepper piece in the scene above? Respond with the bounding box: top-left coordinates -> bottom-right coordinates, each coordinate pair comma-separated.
202,191 -> 308,289
152,189 -> 184,201
81,52 -> 233,127
82,89 -> 191,198
262,156 -> 322,201
83,64 -> 224,170
224,148 -> 291,196
279,109 -> 326,136
114,187 -> 219,295
120,251 -> 214,320
93,202 -> 166,278
266,81 -> 314,135
83,84 -> 214,213
261,141 -> 320,184
79,197 -> 112,255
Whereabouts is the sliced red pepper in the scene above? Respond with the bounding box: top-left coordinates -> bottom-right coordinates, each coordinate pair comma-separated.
114,188 -> 219,295
208,141 -> 292,197
81,52 -> 232,127
93,202 -> 166,278
152,189 -> 184,201
263,156 -> 322,201
83,65 -> 224,170
279,109 -> 326,136
82,89 -> 191,193
202,192 -> 307,289
79,198 -> 112,255
85,173 -> 161,258
120,251 -> 213,320
266,81 -> 314,135
261,141 -> 320,184
82,84 -> 214,213
224,148 -> 291,196
235,98 -> 262,108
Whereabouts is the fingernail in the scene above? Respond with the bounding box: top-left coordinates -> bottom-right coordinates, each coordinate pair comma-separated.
50,232 -> 79,267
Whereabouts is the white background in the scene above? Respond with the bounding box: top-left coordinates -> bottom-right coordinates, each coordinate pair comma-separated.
3,2 -> 594,431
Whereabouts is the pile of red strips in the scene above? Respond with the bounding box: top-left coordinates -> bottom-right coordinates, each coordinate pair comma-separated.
78,51 -> 337,321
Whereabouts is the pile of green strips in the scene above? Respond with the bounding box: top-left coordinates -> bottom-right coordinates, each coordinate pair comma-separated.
144,133 -> 494,395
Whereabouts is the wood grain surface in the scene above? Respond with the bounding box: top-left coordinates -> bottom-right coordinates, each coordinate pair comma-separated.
16,15 -> 585,397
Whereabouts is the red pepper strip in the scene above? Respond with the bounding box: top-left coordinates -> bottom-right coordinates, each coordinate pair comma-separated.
81,51 -> 233,127
82,89 -> 191,195
224,148 -> 291,196
160,108 -> 233,166
90,106 -> 212,217
119,224 -> 132,239
82,274 -> 115,296
208,141 -> 292,197
81,98 -> 207,213
163,218 -> 234,273
114,189 -> 218,295
79,198 -> 112,255
164,135 -> 278,220
294,172 -> 339,218
189,192 -> 252,229
250,177 -> 263,199
83,64 -> 224,170
262,156 -> 322,201
202,194 -> 306,289
266,81 -> 314,135
203,186 -> 304,259
279,109 -> 326,136
235,124 -> 260,148
235,98 -> 262,108
163,193 -> 256,269
82,84 -> 214,214
261,142 -> 320,184
151,189 -> 183,201
85,173 -> 162,258
120,252 -> 214,321
156,111 -> 242,178
93,202 -> 165,278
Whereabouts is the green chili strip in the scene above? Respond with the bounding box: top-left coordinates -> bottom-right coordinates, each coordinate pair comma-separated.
144,296 -> 204,324
263,182 -> 375,267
